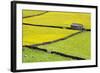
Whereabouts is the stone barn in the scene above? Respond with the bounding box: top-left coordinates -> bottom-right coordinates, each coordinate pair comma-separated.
71,23 -> 84,30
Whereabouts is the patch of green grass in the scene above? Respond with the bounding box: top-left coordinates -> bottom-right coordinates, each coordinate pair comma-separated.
23,11 -> 91,29
22,47 -> 72,63
23,25 -> 79,45
38,31 -> 91,59
22,10 -> 46,17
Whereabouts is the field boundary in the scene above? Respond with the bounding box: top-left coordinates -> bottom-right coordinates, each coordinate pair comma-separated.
23,23 -> 91,31
23,11 -> 48,18
23,31 -> 83,46
23,46 -> 86,60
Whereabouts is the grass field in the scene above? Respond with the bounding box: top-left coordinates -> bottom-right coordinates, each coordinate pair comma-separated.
23,11 -> 91,29
22,10 -> 91,63
23,25 -> 79,45
38,31 -> 91,59
22,47 -> 72,63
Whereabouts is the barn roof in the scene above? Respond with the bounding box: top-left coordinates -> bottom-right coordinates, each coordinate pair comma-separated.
71,23 -> 83,26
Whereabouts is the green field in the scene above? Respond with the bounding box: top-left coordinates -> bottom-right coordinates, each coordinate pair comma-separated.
23,47 -> 72,63
22,10 -> 91,63
38,31 -> 91,59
